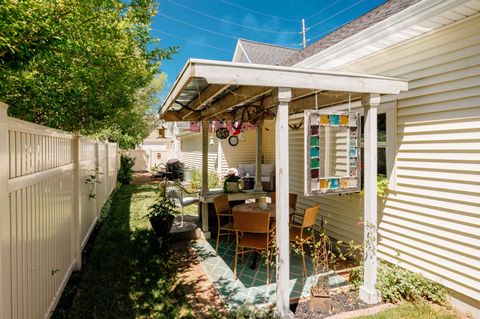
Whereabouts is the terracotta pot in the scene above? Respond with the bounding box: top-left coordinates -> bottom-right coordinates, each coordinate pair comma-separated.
310,286 -> 331,313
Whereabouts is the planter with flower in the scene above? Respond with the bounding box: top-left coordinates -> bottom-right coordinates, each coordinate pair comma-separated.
146,191 -> 180,240
223,168 -> 241,193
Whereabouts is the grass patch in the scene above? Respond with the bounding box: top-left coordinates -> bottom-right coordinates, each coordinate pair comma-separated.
354,303 -> 460,319
53,183 -> 194,319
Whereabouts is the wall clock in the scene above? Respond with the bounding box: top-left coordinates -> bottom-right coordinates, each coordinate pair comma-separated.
228,135 -> 239,146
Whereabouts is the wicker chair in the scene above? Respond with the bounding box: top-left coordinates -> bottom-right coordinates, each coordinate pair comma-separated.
289,203 -> 320,277
270,192 -> 298,211
233,210 -> 275,284
163,181 -> 198,227
213,195 -> 235,255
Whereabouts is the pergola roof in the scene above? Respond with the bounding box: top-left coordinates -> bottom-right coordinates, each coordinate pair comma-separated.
159,59 -> 408,122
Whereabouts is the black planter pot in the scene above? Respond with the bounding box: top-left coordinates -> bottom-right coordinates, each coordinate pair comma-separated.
149,215 -> 175,238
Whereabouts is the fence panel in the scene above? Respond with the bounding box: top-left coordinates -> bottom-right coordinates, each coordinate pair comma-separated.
0,103 -> 119,319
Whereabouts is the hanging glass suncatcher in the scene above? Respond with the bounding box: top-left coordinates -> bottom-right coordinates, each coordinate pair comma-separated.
304,110 -> 361,196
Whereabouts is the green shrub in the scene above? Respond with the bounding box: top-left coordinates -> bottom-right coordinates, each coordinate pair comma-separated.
350,262 -> 447,305
117,154 -> 134,184
189,168 -> 219,190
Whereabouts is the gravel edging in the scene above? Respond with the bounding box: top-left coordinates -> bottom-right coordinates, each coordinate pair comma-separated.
324,303 -> 395,319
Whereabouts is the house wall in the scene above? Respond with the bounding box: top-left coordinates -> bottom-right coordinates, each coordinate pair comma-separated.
179,124 -> 276,181
292,14 -> 480,305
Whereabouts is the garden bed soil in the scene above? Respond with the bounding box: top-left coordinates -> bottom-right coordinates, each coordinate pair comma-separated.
294,290 -> 371,319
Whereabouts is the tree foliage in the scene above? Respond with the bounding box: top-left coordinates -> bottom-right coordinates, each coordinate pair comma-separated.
0,0 -> 176,149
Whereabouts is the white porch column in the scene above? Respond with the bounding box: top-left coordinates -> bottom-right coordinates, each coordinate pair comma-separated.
201,121 -> 210,238
275,88 -> 294,318
255,120 -> 263,191
360,93 -> 381,304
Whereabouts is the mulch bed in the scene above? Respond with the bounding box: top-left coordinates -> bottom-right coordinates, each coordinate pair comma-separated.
293,290 -> 371,319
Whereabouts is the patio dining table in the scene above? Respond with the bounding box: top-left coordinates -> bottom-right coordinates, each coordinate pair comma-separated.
231,203 -> 295,219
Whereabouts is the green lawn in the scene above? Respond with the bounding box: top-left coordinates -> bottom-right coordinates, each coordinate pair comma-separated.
53,183 -> 194,319
355,303 -> 461,319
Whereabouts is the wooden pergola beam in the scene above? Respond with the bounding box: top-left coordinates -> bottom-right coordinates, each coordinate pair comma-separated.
183,84 -> 231,120
199,86 -> 272,121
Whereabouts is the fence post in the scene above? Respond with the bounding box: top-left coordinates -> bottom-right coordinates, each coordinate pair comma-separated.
95,140 -> 100,216
0,102 -> 12,318
72,134 -> 82,270
105,142 -> 109,196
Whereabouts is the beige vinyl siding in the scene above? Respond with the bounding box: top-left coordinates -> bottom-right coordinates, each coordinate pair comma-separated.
180,133 -> 218,173
262,120 -> 276,164
292,14 -> 480,301
220,130 -> 257,174
179,124 -> 276,180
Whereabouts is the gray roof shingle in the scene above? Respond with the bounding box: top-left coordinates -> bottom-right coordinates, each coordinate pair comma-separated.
283,0 -> 423,66
238,39 -> 299,65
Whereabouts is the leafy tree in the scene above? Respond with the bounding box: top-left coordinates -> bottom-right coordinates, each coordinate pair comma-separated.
0,0 -> 176,149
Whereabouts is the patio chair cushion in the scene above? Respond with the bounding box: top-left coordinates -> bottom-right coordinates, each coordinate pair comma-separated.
238,163 -> 256,176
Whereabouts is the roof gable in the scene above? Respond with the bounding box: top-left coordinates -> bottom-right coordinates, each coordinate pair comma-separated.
283,0 -> 423,66
236,39 -> 299,65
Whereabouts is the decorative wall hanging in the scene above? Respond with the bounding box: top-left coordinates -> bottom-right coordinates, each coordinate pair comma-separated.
216,127 -> 229,139
304,110 -> 361,196
228,135 -> 239,146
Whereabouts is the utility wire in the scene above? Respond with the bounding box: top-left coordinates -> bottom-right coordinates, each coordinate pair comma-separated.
151,28 -> 232,53
308,0 -> 367,29
166,0 -> 299,34
156,12 -> 298,47
218,0 -> 300,23
156,12 -> 239,40
305,0 -> 343,20
309,16 -> 356,41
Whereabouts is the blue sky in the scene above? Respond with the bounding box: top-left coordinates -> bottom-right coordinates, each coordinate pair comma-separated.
152,0 -> 387,100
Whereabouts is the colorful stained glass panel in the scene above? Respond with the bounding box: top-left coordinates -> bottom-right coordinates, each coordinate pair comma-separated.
311,147 -> 319,157
329,114 -> 339,125
311,125 -> 319,135
340,115 -> 349,126
320,115 -> 329,125
311,158 -> 319,168
311,136 -> 319,147
320,179 -> 329,189
329,178 -> 339,189
311,169 -> 319,179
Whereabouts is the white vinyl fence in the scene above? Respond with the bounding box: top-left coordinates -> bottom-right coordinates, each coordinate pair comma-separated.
0,103 -> 119,319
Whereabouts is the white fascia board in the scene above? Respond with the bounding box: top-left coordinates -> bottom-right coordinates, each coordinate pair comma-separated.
191,59 -> 408,94
160,59 -> 408,114
294,0 -> 473,70
232,40 -> 252,63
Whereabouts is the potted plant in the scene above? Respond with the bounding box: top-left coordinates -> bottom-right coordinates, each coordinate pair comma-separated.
223,168 -> 241,193
146,192 -> 180,240
308,233 -> 332,313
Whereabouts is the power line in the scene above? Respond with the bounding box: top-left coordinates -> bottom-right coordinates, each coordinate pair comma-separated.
166,0 -> 299,35
218,0 -> 300,23
156,12 -> 297,47
309,16 -> 356,41
305,0 -> 343,20
308,0 -> 367,29
156,12 -> 239,40
151,28 -> 233,53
